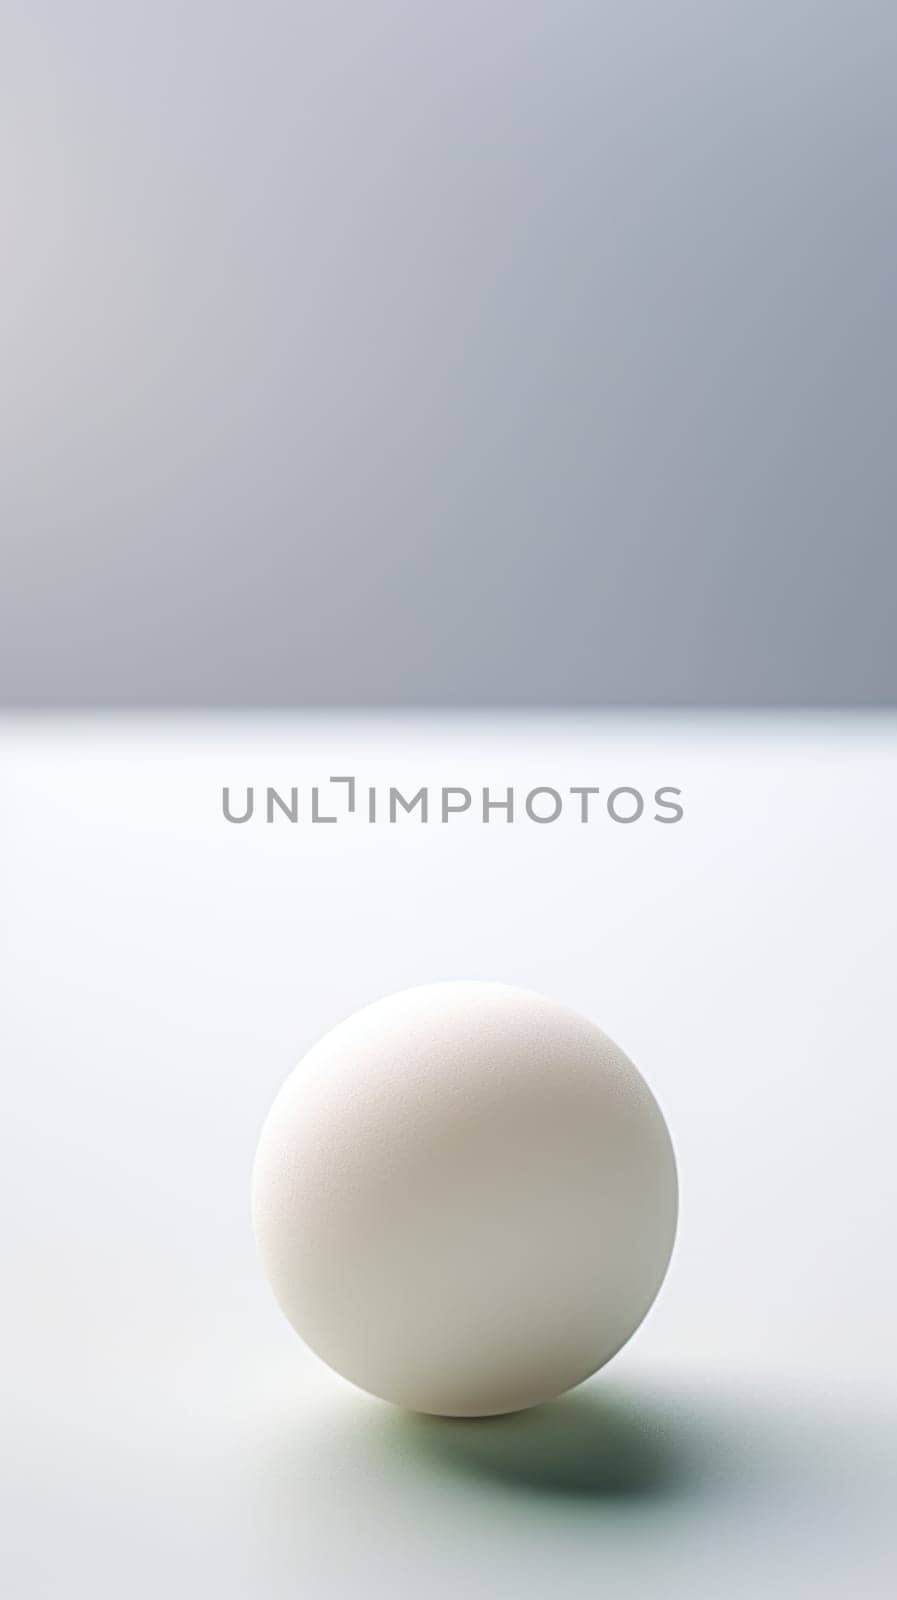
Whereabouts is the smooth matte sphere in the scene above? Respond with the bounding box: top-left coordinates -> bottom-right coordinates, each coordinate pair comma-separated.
252,982 -> 677,1416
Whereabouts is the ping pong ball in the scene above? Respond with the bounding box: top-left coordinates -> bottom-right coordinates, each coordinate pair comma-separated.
252,982 -> 677,1416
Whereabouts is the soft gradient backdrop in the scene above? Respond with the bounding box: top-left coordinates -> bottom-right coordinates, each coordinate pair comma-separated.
3,1 -> 896,706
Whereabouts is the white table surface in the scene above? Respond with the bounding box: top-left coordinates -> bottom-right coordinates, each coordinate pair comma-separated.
3,713 -> 896,1597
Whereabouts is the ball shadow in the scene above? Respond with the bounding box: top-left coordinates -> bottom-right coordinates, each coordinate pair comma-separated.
377,1383 -> 699,1500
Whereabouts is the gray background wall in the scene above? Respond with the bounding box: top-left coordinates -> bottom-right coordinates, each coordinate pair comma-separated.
2,1 -> 895,707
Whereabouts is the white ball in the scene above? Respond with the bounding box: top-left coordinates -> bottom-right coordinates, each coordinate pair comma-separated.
252,982 -> 677,1416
